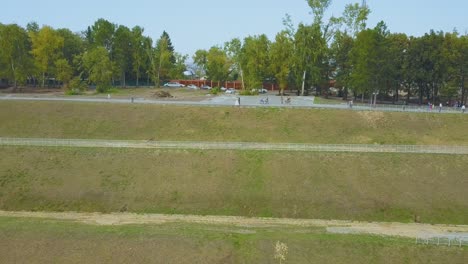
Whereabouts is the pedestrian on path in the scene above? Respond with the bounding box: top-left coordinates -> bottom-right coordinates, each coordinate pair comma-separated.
439,103 -> 442,113
107,94 -> 111,99
463,105 -> 466,113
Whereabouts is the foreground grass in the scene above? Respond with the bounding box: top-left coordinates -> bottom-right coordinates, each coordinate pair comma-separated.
0,216 -> 465,264
1,101 -> 468,144
1,146 -> 467,224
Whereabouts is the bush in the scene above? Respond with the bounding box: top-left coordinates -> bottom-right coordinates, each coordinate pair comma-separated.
239,89 -> 257,96
96,84 -> 112,93
66,77 -> 87,95
210,87 -> 221,95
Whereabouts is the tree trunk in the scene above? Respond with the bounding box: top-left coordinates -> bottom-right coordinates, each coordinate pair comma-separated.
406,87 -> 410,104
239,65 -> 245,90
136,70 -> 140,87
461,76 -> 466,105
10,60 -> 17,88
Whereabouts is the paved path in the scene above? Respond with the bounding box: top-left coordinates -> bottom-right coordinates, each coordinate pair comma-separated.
1,95 -> 466,114
1,137 -> 468,155
0,210 -> 467,240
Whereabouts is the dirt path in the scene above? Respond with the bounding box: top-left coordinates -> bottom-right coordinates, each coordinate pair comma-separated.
1,137 -> 468,154
1,210 -> 467,239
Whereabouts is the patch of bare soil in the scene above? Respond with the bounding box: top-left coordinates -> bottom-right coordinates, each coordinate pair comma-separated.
357,111 -> 385,128
152,91 -> 173,98
0,86 -> 63,94
0,211 -> 467,239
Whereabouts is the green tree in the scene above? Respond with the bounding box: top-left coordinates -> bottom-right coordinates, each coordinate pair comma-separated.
0,24 -> 32,88
82,47 -> 113,92
349,27 -> 381,100
90,19 -> 115,52
113,25 -> 132,87
56,28 -> 84,64
193,49 -> 208,79
131,26 -> 146,86
170,53 -> 188,80
30,25 -> 64,87
330,31 -> 354,99
292,23 -> 326,95
54,58 -> 73,87
224,38 -> 245,88
270,31 -> 293,94
160,31 -> 175,63
241,34 -> 270,88
205,46 -> 230,83
447,33 -> 468,105
153,35 -> 173,87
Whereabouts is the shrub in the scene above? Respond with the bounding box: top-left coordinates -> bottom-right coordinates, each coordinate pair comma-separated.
210,87 -> 221,95
66,77 -> 87,95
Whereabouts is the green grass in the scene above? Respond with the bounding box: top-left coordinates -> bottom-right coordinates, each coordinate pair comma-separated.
1,146 -> 467,224
0,216 -> 465,264
1,100 -> 467,145
313,96 -> 348,105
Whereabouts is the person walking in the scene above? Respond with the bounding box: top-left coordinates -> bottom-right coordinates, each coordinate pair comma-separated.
439,103 -> 442,113
462,105 -> 466,113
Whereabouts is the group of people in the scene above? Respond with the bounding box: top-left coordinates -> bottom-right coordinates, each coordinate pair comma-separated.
428,102 -> 466,113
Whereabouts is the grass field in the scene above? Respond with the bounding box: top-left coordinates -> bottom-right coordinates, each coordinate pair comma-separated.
1,101 -> 468,145
1,146 -> 467,224
0,216 -> 466,264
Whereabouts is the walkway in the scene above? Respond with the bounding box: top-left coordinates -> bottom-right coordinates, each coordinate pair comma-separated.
1,137 -> 467,155
0,210 -> 467,240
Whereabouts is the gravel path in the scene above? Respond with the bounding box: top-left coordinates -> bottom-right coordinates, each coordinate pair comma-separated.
1,210 -> 467,240
1,137 -> 468,155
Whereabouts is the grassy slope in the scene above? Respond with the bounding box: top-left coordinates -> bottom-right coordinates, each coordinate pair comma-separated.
1,101 -> 468,144
1,146 -> 467,224
0,217 -> 466,264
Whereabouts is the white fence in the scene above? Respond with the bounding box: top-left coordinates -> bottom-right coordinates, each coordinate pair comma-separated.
416,236 -> 468,247
1,137 -> 468,155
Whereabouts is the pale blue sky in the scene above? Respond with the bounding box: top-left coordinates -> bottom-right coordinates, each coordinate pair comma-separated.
2,0 -> 467,56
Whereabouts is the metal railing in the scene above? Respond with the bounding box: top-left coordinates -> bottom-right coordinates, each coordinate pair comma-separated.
416,236 -> 468,247
1,137 -> 468,155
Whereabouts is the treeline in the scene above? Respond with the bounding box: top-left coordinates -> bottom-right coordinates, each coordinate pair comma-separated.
193,1 -> 467,104
0,0 -> 467,104
0,19 -> 185,92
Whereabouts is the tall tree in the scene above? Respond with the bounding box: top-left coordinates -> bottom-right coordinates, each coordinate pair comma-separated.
170,53 -> 188,80
292,23 -> 326,95
131,26 -> 146,86
54,58 -> 73,87
241,34 -> 270,88
82,46 -> 113,92
270,31 -> 293,94
0,24 -> 33,88
160,31 -> 175,63
193,49 -> 208,79
30,25 -> 64,87
205,46 -> 230,83
330,31 -> 354,99
153,35 -> 172,87
56,28 -> 84,64
113,25 -> 132,86
90,19 -> 115,52
224,38 -> 244,88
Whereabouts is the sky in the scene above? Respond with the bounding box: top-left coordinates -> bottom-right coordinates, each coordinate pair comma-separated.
2,0 -> 467,56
